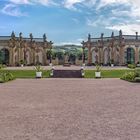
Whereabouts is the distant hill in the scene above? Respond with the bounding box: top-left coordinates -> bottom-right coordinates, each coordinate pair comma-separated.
54,45 -> 82,49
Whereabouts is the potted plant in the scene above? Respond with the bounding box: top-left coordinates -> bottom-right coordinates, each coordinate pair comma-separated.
34,65 -> 43,78
95,64 -> 101,78
110,59 -> 114,67
20,60 -> 24,67
137,62 -> 140,67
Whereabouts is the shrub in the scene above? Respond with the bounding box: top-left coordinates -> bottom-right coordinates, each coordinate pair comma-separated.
0,71 -> 15,83
127,64 -> 136,69
121,71 -> 136,82
34,65 -> 43,72
135,68 -> 140,77
95,64 -> 101,72
0,64 -> 6,69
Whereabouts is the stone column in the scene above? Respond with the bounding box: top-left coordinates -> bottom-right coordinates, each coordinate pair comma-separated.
9,48 -> 13,66
12,47 -> 15,66
87,43 -> 92,65
100,47 -> 103,64
43,47 -> 47,65
98,48 -> 101,64
119,46 -> 124,65
135,46 -> 139,63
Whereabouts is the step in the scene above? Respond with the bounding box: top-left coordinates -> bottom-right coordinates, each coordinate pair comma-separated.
52,70 -> 82,78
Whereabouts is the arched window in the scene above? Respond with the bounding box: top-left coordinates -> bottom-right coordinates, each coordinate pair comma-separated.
0,48 -> 9,64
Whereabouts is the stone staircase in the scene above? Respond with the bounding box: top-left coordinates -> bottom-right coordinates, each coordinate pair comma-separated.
52,70 -> 82,78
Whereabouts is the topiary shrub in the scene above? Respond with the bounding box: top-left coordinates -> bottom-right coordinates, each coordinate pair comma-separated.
127,64 -> 136,69
0,71 -> 15,83
121,71 -> 136,82
135,68 -> 140,77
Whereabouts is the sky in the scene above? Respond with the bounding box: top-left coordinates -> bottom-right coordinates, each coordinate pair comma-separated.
0,0 -> 140,45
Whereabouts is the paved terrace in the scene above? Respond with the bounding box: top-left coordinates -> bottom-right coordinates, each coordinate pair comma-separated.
0,79 -> 140,140
5,65 -> 130,70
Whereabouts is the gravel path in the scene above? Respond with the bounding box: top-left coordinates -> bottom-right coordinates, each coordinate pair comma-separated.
0,79 -> 140,140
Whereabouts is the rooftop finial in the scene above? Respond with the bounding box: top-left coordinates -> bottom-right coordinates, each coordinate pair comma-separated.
88,33 -> 91,41
19,32 -> 22,40
111,31 -> 114,38
29,33 -> 33,41
43,33 -> 47,42
119,30 -> 122,36
101,33 -> 104,39
11,31 -> 15,39
136,32 -> 138,40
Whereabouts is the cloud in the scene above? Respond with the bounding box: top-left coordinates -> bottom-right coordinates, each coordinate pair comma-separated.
55,38 -> 84,45
1,4 -> 27,17
106,24 -> 140,34
55,41 -> 81,45
97,0 -> 128,9
1,0 -> 57,17
9,0 -> 57,6
9,0 -> 30,4
63,0 -> 97,10
87,16 -> 116,27
31,0 -> 56,6
63,0 -> 84,10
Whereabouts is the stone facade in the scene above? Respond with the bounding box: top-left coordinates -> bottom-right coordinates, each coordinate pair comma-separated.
82,30 -> 140,65
0,32 -> 53,66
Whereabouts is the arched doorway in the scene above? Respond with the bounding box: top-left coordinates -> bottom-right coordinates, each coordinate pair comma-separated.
125,48 -> 135,64
0,48 -> 9,65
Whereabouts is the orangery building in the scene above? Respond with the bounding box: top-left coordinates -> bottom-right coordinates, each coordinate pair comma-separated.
0,32 -> 53,66
82,30 -> 140,65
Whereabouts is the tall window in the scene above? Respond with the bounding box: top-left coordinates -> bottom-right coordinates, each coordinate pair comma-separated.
0,48 -> 9,64
126,48 -> 135,64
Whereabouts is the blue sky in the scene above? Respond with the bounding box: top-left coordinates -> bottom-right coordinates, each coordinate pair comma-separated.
0,0 -> 140,45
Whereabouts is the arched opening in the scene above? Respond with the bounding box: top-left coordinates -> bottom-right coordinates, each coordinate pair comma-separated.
116,54 -> 120,65
36,50 -> 43,65
92,50 -> 98,64
125,48 -> 135,64
0,48 -> 9,65
26,50 -> 31,65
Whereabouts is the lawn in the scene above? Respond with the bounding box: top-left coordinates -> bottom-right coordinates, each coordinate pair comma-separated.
0,70 -> 50,79
84,69 -> 134,78
0,69 -> 137,79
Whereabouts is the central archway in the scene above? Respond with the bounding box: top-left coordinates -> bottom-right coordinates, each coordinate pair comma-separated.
0,48 -> 9,64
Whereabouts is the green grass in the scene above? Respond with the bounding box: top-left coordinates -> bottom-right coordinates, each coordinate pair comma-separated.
0,69 -> 137,79
84,69 -> 134,78
0,70 -> 50,79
